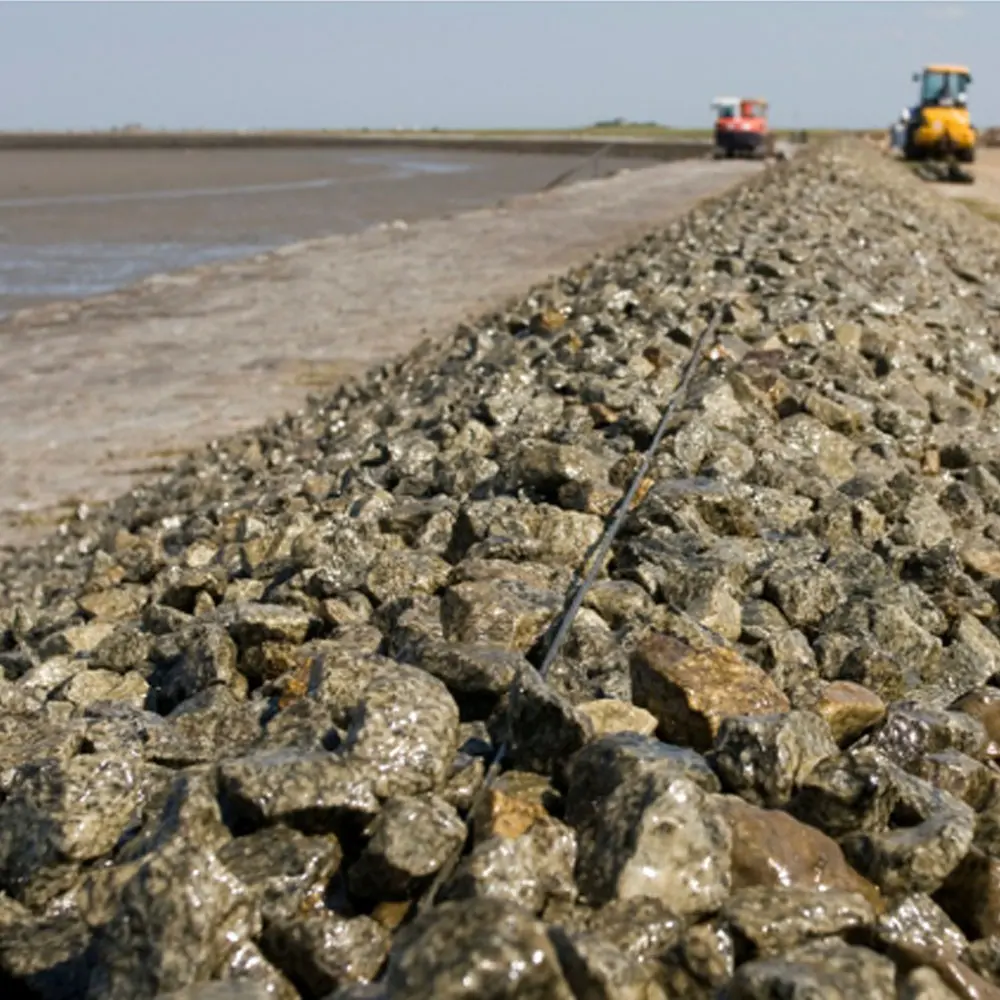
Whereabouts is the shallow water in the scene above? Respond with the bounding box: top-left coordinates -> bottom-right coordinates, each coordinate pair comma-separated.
0,147 -> 639,318
0,241 -> 276,303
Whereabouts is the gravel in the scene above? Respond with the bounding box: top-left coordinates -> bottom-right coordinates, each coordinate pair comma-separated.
3,136 -> 1000,998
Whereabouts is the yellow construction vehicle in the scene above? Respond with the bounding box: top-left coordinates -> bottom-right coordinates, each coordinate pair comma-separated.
900,64 -> 977,182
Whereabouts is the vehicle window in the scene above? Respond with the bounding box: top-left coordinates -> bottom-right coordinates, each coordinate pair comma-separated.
920,71 -> 968,105
921,71 -> 946,103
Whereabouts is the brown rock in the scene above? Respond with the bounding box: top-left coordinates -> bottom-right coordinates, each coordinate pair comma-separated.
473,785 -> 551,842
577,700 -> 658,738
718,795 -> 882,912
630,634 -> 790,751
372,899 -> 413,931
809,681 -> 887,746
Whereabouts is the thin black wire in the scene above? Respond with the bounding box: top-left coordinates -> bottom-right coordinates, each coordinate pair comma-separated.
416,298 -> 729,917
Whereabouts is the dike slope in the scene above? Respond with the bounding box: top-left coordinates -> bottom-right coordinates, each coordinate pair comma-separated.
0,156 -> 759,549
2,139 -> 1000,999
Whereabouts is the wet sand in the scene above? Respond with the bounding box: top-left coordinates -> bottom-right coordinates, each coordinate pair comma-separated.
0,147 -> 663,313
0,154 -> 762,549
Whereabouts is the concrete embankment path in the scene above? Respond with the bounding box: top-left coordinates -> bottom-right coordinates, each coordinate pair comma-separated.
0,157 -> 763,548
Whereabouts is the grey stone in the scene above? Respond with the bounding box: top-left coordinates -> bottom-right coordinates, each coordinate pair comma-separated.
86,846 -> 260,1000
572,774 -> 731,914
729,939 -> 896,1000
349,795 -> 466,900
218,750 -> 380,833
711,710 -> 839,807
218,825 -> 343,924
384,898 -> 575,999
260,913 -> 390,998
342,664 -> 460,798
721,886 -> 875,957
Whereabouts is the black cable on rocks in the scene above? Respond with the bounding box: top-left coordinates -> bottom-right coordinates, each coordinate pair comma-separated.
416,296 -> 730,917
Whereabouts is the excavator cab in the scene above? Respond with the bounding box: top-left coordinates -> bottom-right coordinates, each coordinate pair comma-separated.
712,97 -> 740,122
904,64 -> 976,170
740,98 -> 768,120
711,96 -> 773,159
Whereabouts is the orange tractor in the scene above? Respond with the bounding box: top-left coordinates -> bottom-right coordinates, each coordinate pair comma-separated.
711,97 -> 781,159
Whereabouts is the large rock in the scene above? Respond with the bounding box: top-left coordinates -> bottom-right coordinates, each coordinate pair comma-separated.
86,846 -> 259,1000
572,773 -> 731,914
630,633 -> 790,751
384,898 -> 575,998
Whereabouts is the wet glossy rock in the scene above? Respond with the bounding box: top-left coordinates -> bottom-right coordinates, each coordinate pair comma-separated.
869,701 -> 988,771
384,898 -> 575,999
218,825 -> 342,923
0,906 -> 93,1000
440,579 -> 561,653
721,886 -> 875,957
261,912 -> 390,997
507,664 -> 594,777
582,896 -> 684,963
118,771 -> 231,864
787,752 -> 897,838
719,795 -> 882,909
841,761 -> 976,895
549,927 -> 668,1000
807,680 -> 887,746
573,774 -> 731,914
936,847 -> 1000,940
213,602 -> 312,649
630,634 -> 790,751
953,688 -> 1000,759
342,664 -> 460,798
442,815 -> 577,914
0,754 -> 139,900
150,624 -> 242,713
874,893 -> 968,962
711,710 -> 839,807
86,846 -> 260,1000
349,795 -> 465,900
218,750 -> 379,833
729,939 -> 896,1000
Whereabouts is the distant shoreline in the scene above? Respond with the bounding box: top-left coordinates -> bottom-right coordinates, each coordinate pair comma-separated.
0,128 -> 723,158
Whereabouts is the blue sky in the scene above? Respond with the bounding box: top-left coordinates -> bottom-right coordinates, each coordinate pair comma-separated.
1,1 -> 996,131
